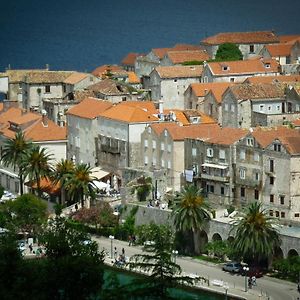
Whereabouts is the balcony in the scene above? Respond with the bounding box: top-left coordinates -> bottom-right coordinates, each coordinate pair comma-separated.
200,163 -> 230,182
101,144 -> 120,154
201,173 -> 230,182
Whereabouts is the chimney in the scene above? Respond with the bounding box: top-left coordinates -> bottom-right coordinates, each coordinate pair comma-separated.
41,109 -> 48,127
45,64 -> 49,71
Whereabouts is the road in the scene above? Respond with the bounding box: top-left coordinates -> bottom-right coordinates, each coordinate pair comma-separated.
93,235 -> 299,300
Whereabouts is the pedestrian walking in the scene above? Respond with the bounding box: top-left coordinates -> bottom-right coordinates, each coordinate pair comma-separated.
114,246 -> 118,259
122,247 -> 125,256
248,277 -> 252,289
128,235 -> 132,246
251,275 -> 256,286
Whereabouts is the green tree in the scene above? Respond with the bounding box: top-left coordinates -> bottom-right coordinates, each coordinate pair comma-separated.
128,224 -> 195,299
204,240 -> 230,261
1,131 -> 33,195
21,145 -> 53,197
230,201 -> 281,266
3,193 -> 47,236
215,43 -> 243,61
52,158 -> 75,205
65,163 -> 96,207
172,185 -> 210,254
129,176 -> 152,202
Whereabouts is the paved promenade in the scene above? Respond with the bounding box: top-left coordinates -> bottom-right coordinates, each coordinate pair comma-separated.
93,235 -> 299,300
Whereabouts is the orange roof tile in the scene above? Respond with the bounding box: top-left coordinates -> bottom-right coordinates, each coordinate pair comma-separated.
91,65 -> 124,77
0,103 -> 3,112
173,44 -> 203,51
127,71 -> 140,84
244,75 -> 300,84
202,31 -> 279,45
278,35 -> 300,43
264,44 -> 292,57
121,53 -> 141,66
229,83 -> 285,100
28,177 -> 60,195
88,79 -> 130,95
190,82 -> 235,103
64,72 -> 89,84
166,50 -> 210,64
206,127 -> 248,145
117,101 -> 157,113
155,66 -> 203,79
67,97 -> 113,119
279,136 -> 300,154
99,104 -> 159,123
152,48 -> 174,59
207,58 -> 279,76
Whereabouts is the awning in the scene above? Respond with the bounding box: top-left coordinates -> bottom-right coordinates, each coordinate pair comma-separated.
90,167 -> 111,180
93,180 -> 109,190
202,163 -> 228,170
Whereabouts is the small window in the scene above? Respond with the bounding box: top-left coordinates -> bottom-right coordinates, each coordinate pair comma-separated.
164,130 -> 168,137
63,84 -> 66,93
265,63 -> 271,68
280,196 -> 285,205
207,148 -> 213,157
259,105 -> 264,112
275,211 -> 279,217
167,161 -> 171,169
219,149 -> 225,160
167,144 -> 171,152
254,172 -> 259,181
230,78 -> 235,82
247,138 -> 254,146
224,103 -> 229,111
45,85 -> 51,93
269,210 -> 274,216
254,189 -> 259,200
295,213 -> 300,218
152,140 -> 156,149
221,186 -> 225,195
210,185 -> 214,193
144,139 -> 148,147
161,143 -> 165,151
281,212 -> 285,218
269,159 -> 274,172
230,104 -> 235,112
254,152 -> 260,162
161,160 -> 165,167
147,126 -> 151,133
240,149 -> 246,160
270,194 -> 274,203
270,176 -> 275,185
192,148 -> 197,156
240,168 -> 246,179
174,79 -> 177,82
249,45 -> 254,53
241,187 -> 245,197
153,157 -> 156,166
274,144 -> 281,152
222,65 -> 229,71
144,156 -> 148,165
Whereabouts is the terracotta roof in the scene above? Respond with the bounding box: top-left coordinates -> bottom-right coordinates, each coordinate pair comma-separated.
229,83 -> 285,100
99,104 -> 159,123
190,82 -> 235,103
67,97 -> 113,119
73,90 -> 97,101
207,58 -> 279,76
244,75 -> 300,84
252,126 -> 300,148
91,65 -> 124,77
0,69 -> 48,82
183,110 -> 216,124
279,136 -> 300,155
152,48 -> 174,59
121,53 -> 141,66
173,44 -> 203,51
127,71 -> 140,84
155,65 -> 203,79
117,101 -> 157,113
63,72 -> 89,84
166,50 -> 210,64
0,108 -> 67,142
163,110 -> 190,125
27,177 -> 60,195
278,35 -> 300,43
87,79 -> 130,95
24,71 -> 74,84
202,31 -> 279,45
150,123 -> 221,141
264,44 -> 292,57
206,127 -> 248,145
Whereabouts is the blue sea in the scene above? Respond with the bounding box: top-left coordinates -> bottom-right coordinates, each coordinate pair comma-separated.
0,0 -> 300,72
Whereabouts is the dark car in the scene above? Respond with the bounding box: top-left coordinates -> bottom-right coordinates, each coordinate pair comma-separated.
222,262 -> 243,273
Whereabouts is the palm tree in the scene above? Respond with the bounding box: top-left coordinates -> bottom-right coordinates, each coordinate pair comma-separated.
171,184 -> 210,254
65,163 -> 96,208
51,159 -> 75,205
21,145 -> 53,197
230,201 -> 281,266
1,131 -> 33,195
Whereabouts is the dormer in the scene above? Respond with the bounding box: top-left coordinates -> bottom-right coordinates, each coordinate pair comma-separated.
221,64 -> 229,71
8,121 -> 20,132
264,62 -> 271,68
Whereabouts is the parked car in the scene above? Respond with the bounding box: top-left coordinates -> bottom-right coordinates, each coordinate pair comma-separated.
222,262 -> 243,273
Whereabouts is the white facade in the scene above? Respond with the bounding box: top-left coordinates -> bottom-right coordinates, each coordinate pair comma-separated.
0,76 -> 8,94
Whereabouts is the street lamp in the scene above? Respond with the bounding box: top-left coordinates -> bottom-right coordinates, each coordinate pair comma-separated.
223,284 -> 229,300
109,235 -> 114,259
172,250 -> 178,263
243,266 -> 249,292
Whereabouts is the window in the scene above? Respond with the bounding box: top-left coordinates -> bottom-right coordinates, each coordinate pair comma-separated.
270,176 -> 274,185
241,187 -> 245,197
224,103 -> 229,111
221,186 -> 225,195
153,157 -> 156,166
254,152 -> 260,162
144,156 -> 148,165
239,149 -> 246,160
247,138 -> 254,146
144,139 -> 148,147
249,45 -> 254,53
269,159 -> 274,172
219,149 -> 225,160
240,168 -> 246,179
147,126 -> 151,133
254,189 -> 259,200
275,211 -> 279,217
6,175 -> 10,189
230,104 -> 235,112
222,65 -> 229,71
230,78 -> 235,82
167,144 -> 171,152
207,148 -> 213,157
192,148 -> 197,156
295,213 -> 300,218
203,76 -> 208,83
269,210 -> 274,216
259,105 -> 264,112
167,161 -> 171,169
164,130 -> 168,137
268,106 -> 272,111
264,63 -> 271,68
45,85 -> 51,93
210,185 -> 214,193
270,194 -> 274,203
280,196 -> 285,205
161,160 -> 165,167
274,144 -> 281,152
281,212 -> 285,218
254,172 -> 259,181
15,181 -> 19,194
152,140 -> 156,149
63,84 -> 66,93
161,143 -> 165,151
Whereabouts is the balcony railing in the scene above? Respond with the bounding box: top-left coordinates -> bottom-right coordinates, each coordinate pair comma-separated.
101,144 -> 120,154
200,173 -> 230,182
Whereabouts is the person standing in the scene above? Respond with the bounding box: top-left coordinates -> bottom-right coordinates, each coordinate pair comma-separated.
114,247 -> 118,259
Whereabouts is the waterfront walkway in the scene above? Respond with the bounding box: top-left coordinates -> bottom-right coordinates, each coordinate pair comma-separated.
94,235 -> 299,300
